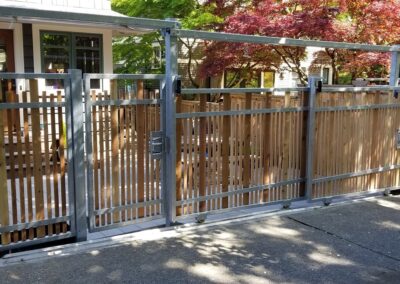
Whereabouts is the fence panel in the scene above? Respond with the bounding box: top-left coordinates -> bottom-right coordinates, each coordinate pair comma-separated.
175,91 -> 308,217
0,75 -> 75,251
312,90 -> 400,198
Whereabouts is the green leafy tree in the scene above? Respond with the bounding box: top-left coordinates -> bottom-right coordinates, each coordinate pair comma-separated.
111,0 -> 224,80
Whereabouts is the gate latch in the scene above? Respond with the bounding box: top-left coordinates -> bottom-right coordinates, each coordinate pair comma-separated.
149,131 -> 164,159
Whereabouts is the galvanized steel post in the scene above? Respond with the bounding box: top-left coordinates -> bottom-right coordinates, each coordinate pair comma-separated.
305,77 -> 320,201
163,22 -> 179,226
390,46 -> 400,97
69,69 -> 88,241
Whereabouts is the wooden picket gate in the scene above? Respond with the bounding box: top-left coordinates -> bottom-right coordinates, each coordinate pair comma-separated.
84,75 -> 165,232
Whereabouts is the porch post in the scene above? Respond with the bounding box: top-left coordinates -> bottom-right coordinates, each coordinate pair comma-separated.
163,21 -> 179,226
68,69 -> 87,241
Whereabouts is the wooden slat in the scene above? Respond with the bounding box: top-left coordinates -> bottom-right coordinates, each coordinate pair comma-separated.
42,91 -> 53,236
136,81 -> 145,218
199,95 -> 207,212
57,91 -> 67,233
189,114 -> 195,211
104,91 -> 112,224
243,92 -> 252,205
175,97 -> 183,216
119,92 -> 126,221
130,99 -> 137,219
263,93 -> 272,202
6,91 -> 18,242
0,83 -> 10,245
125,96 -> 132,221
144,94 -> 150,217
282,92 -> 290,200
222,94 -> 231,208
193,114 -> 199,213
22,91 -> 34,239
50,93 -> 60,234
30,79 -> 45,238
110,81 -> 120,223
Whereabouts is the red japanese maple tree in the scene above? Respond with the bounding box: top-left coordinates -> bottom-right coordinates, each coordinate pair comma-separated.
199,0 -> 400,84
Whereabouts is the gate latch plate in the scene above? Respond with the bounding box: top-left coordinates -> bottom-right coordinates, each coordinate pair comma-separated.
150,131 -> 164,159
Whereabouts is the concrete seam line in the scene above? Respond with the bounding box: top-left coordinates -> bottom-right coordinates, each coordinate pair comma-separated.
287,216 -> 400,263
0,193 -> 386,266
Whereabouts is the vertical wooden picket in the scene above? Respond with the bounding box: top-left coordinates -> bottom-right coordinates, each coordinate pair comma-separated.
221,94 -> 231,208
243,93 -> 252,205
199,95 -> 207,212
30,79 -> 45,238
0,83 -> 10,245
136,81 -> 145,218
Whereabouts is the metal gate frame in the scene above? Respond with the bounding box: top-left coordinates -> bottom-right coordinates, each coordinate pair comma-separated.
84,73 -> 167,233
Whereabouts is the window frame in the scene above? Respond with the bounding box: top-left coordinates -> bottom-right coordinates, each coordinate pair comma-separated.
40,31 -> 104,83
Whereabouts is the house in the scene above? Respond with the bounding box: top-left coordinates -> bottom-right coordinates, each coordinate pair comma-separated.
0,0 -> 171,93
176,39 -> 334,90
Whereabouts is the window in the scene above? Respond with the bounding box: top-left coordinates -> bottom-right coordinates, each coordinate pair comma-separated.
224,69 -> 261,88
41,31 -> 102,89
322,68 -> 330,84
263,71 -> 275,88
152,45 -> 162,69
0,47 -> 6,72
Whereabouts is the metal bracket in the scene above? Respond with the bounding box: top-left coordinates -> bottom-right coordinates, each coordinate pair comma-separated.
282,201 -> 291,210
316,80 -> 323,93
323,198 -> 332,206
176,78 -> 182,94
396,129 -> 400,149
149,131 -> 164,160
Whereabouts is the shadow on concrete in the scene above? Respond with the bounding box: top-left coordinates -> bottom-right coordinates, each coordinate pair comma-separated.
1,197 -> 400,283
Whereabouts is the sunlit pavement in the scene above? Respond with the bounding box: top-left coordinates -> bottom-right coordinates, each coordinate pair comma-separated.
1,195 -> 399,283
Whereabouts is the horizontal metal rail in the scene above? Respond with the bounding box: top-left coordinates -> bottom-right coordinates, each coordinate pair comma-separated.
312,164 -> 400,184
311,187 -> 400,203
89,99 -> 161,107
0,72 -> 69,80
0,102 -> 66,110
321,86 -> 400,92
0,7 -> 180,30
176,107 -> 308,119
0,216 -> 71,233
314,103 -> 400,112
175,29 -> 399,52
181,87 -> 308,95
84,73 -> 165,80
176,197 -> 305,220
0,232 -> 74,252
90,216 -> 164,233
176,178 -> 305,206
93,200 -> 163,215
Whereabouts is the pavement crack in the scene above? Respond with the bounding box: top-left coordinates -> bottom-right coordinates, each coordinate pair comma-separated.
286,216 -> 400,264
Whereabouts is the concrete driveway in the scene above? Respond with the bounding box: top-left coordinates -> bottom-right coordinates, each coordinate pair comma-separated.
0,195 -> 399,283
